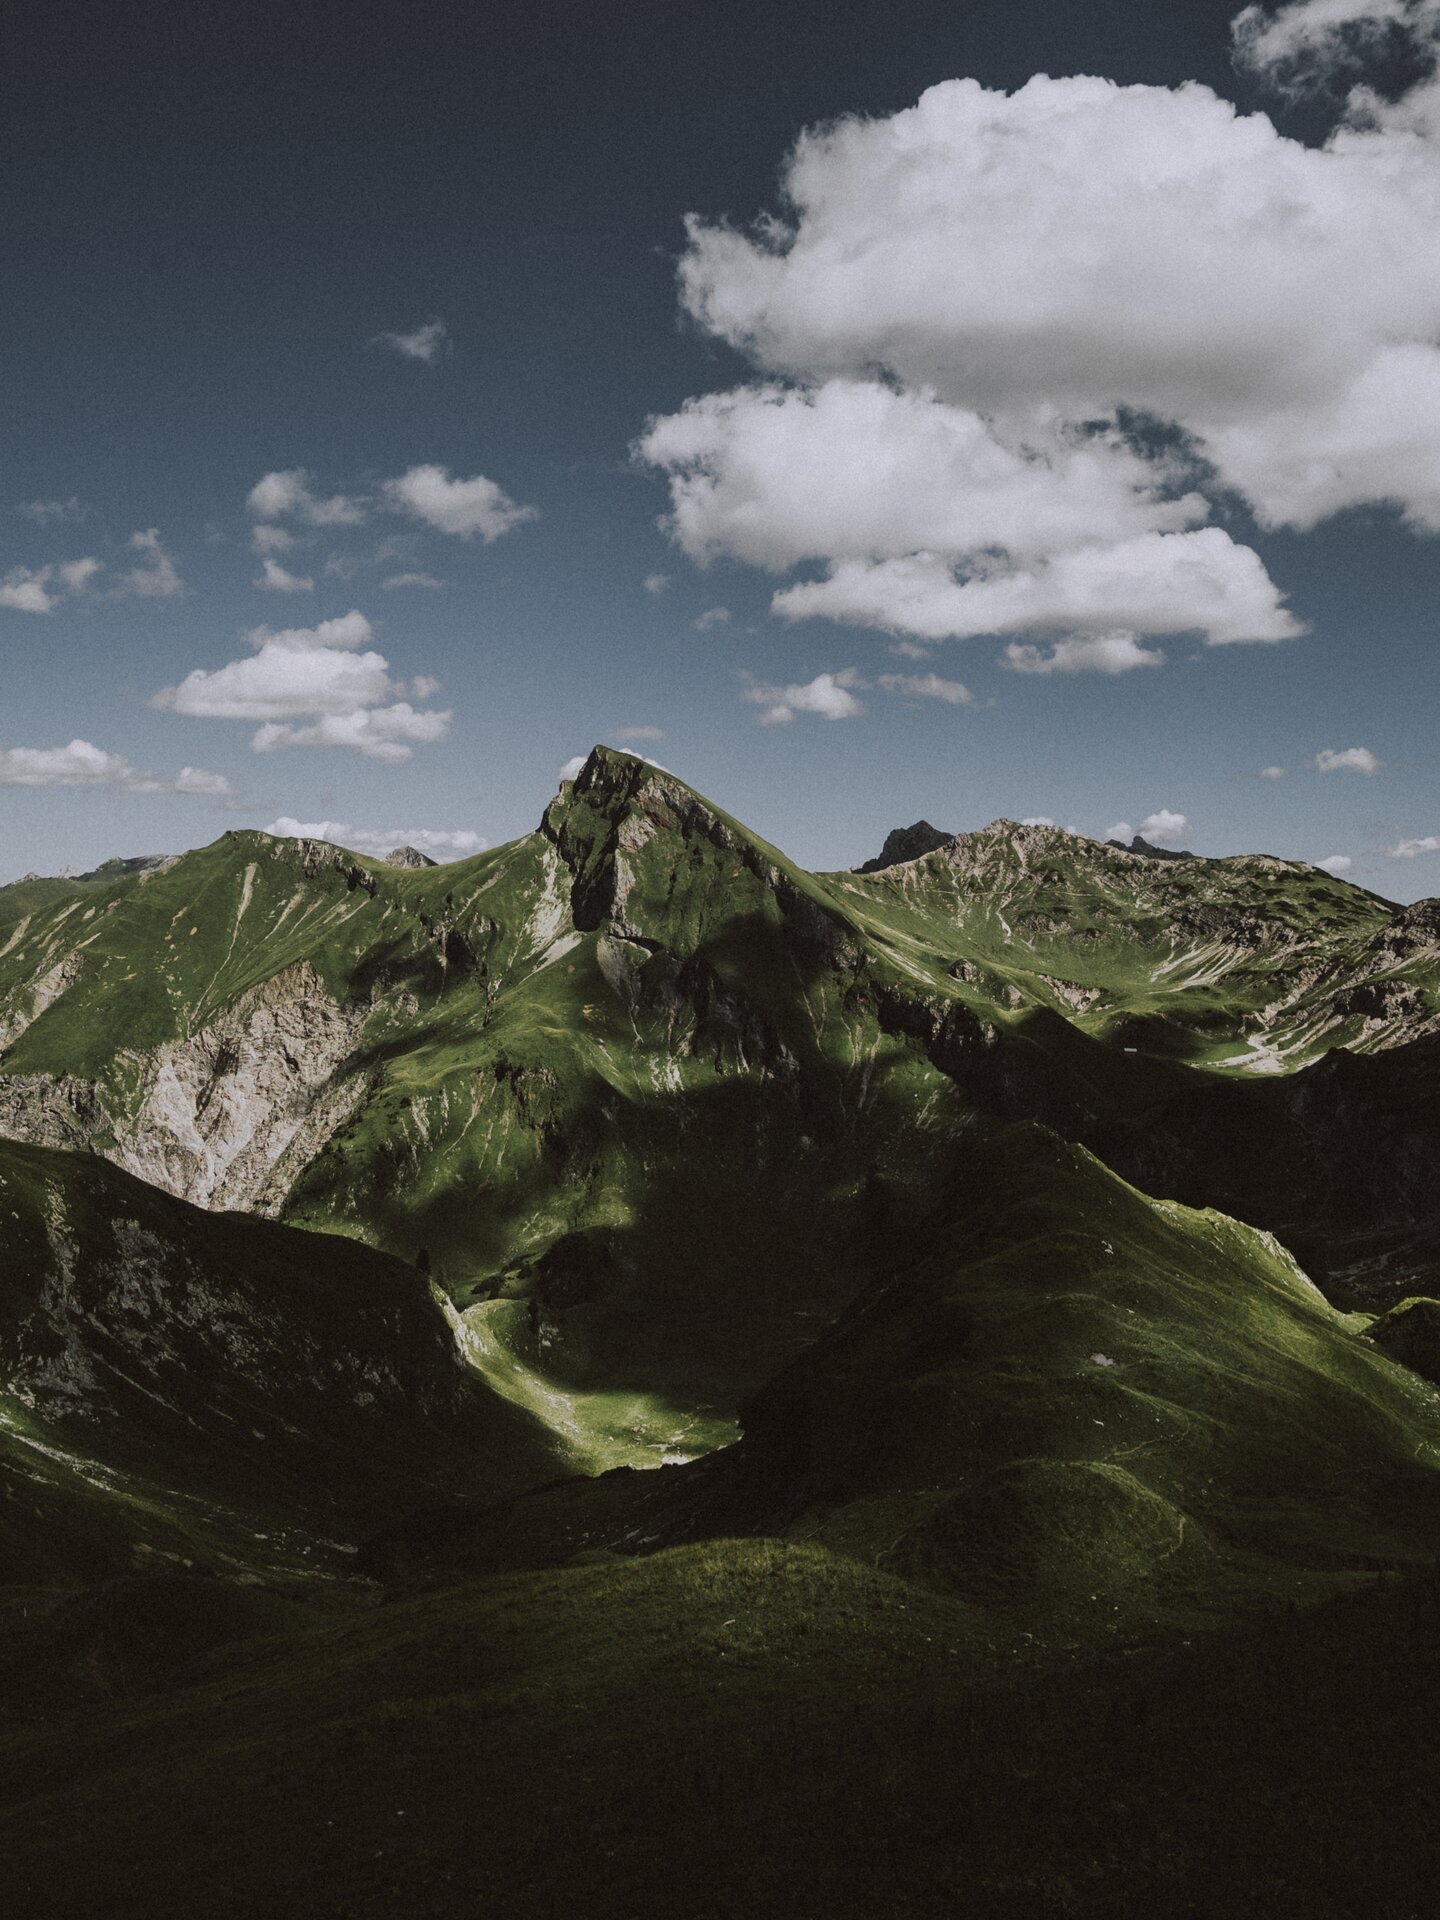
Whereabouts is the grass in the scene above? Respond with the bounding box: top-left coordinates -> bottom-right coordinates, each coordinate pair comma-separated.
5,1541 -> 1440,1918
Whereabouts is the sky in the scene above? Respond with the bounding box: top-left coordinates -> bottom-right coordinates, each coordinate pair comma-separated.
3,0 -> 1439,897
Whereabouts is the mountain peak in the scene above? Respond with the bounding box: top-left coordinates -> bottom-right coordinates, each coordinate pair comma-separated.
385,846 -> 438,869
1106,833 -> 1197,862
855,820 -> 955,874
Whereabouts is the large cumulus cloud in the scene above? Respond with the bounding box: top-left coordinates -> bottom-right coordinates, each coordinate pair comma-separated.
641,7 -> 1440,662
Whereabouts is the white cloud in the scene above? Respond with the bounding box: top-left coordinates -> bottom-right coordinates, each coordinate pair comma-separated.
171,766 -> 233,795
152,608 -> 446,763
1260,764 -> 1289,779
612,725 -> 667,741
382,464 -> 537,541
1,554 -> 104,613
643,53 -> 1440,652
247,469 -> 365,527
694,606 -> 731,631
771,531 -> 1298,647
1389,833 -> 1440,856
1139,809 -> 1189,845
266,817 -> 484,860
57,557 -> 101,594
1317,853 -> 1354,872
0,738 -> 230,794
1003,631 -> 1166,676
743,668 -> 865,726
251,523 -> 296,555
254,557 -> 315,593
1021,815 -> 1057,827
559,755 -> 588,781
372,319 -> 450,363
18,497 -> 86,525
410,674 -> 441,700
244,610 -> 374,653
381,572 -> 445,591
121,529 -> 183,599
644,572 -> 670,594
156,646 -> 400,723
1233,0 -> 1440,91
641,381 -> 1204,572
1107,821 -> 1135,843
876,671 -> 974,704
0,568 -> 58,614
251,704 -> 451,764
1312,745 -> 1383,773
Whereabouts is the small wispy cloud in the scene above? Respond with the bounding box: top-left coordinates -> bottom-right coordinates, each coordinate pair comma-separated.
371,319 -> 451,364
17,497 -> 87,526
644,573 -> 670,595
120,528 -> 184,599
1139,808 -> 1188,845
1003,631 -> 1164,676
248,470 -> 366,528
254,557 -> 315,593
381,572 -> 445,591
1317,854 -> 1353,874
1388,834 -> 1440,858
1312,746 -> 1383,775
877,671 -> 974,705
694,606 -> 731,632
1,556 -> 104,613
1259,765 -> 1288,780
1108,809 -> 1189,846
743,668 -> 865,726
382,464 -> 538,541
0,738 -> 229,794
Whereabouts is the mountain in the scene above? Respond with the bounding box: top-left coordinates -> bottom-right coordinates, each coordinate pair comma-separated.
1105,832 -> 1196,860
1,748 -> 1437,1464
4,746 -> 1440,1917
855,818 -> 955,871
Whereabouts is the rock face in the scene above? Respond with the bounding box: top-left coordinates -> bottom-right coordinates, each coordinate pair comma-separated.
0,964 -> 365,1213
117,963 -> 367,1212
386,845 -> 438,869
855,820 -> 955,873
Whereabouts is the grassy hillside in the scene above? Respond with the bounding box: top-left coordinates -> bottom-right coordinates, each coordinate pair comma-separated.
5,1529 -> 1440,1918
380,1125 -> 1440,1643
0,1139 -> 567,1584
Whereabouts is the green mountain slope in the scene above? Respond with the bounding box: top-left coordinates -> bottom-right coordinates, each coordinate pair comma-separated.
0,1139 -> 566,1583
830,820 -> 1439,1067
382,1125 -> 1440,1639
2,746 -> 1437,1465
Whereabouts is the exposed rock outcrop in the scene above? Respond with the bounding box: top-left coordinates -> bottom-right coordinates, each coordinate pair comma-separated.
856,820 -> 955,873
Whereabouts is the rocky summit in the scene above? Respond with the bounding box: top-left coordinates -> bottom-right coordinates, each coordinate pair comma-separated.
2,745 -> 1440,1920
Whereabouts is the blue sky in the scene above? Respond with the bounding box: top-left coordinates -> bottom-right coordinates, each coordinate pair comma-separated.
3,0 -> 1438,896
